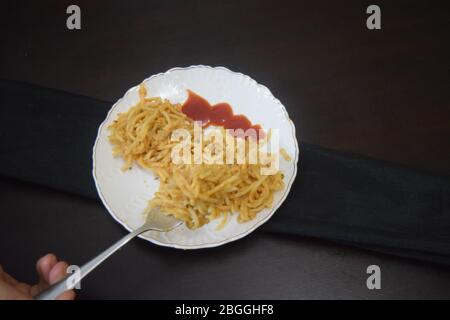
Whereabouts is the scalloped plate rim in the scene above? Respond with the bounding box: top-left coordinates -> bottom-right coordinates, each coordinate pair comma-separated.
92,65 -> 299,249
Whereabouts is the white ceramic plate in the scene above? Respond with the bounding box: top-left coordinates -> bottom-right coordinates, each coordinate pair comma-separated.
93,66 -> 299,249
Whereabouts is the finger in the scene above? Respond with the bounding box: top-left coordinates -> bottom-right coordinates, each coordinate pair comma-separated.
0,266 -> 29,300
0,267 -> 31,300
36,253 -> 57,284
48,261 -> 75,300
3,271 -> 19,286
56,289 -> 76,300
48,261 -> 69,285
0,265 -> 20,287
0,265 -> 5,281
34,253 -> 58,295
31,253 -> 57,297
0,280 -> 31,300
15,282 -> 32,295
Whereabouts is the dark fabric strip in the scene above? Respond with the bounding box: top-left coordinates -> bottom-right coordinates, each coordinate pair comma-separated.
1,79 -> 449,264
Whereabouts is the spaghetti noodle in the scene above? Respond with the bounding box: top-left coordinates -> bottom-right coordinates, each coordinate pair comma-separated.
108,85 -> 287,229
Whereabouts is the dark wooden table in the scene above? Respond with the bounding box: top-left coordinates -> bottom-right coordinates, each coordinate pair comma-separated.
1,0 -> 450,299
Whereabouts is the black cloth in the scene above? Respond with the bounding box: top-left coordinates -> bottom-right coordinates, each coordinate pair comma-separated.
1,79 -> 449,265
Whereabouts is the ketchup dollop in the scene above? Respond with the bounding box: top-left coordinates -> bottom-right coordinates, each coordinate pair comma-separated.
181,90 -> 264,139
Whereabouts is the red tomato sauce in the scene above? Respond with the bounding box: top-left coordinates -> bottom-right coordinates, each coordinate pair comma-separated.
181,90 -> 264,139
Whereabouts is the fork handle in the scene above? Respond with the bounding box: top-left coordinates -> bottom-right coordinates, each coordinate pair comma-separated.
34,225 -> 148,300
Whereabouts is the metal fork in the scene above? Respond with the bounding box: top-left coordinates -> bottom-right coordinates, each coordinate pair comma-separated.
34,208 -> 181,300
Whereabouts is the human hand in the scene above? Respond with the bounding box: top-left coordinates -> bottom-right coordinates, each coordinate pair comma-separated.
0,253 -> 75,300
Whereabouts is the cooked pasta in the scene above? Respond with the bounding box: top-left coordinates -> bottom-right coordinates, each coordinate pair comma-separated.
108,84 -> 287,229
